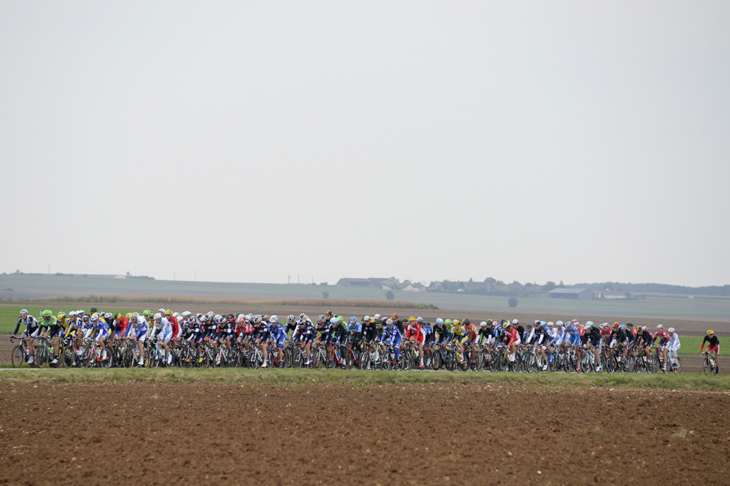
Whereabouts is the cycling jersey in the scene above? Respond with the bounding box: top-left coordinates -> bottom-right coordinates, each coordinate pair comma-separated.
700,335 -> 720,353
405,322 -> 423,344
94,319 -> 110,340
666,333 -> 680,352
292,320 -> 316,344
381,325 -> 403,347
433,324 -> 451,344
451,325 -> 466,343
14,315 -> 40,337
653,330 -> 669,347
159,318 -> 173,342
126,317 -> 149,341
269,322 -> 287,348
361,322 -> 378,343
505,328 -> 521,346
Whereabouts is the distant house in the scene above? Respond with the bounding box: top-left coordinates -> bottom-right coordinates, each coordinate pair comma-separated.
402,282 -> 426,293
549,288 -> 594,300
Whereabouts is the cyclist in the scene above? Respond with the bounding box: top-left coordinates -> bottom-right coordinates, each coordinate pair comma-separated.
125,312 -> 149,366
666,327 -> 680,370
583,322 -> 602,372
637,326 -> 654,362
404,316 -> 425,369
154,313 -> 174,366
254,316 -> 271,367
502,321 -> 521,362
346,316 -> 363,365
12,309 -> 40,364
381,318 -> 403,365
91,313 -> 110,363
564,320 -> 582,371
268,316 -> 287,366
653,324 -> 670,371
292,315 -> 316,365
699,330 -> 720,374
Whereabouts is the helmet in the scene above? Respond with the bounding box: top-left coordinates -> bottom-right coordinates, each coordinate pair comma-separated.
585,322 -> 592,330
105,312 -> 113,319
287,315 -> 296,322
57,312 -> 66,320
636,326 -> 642,333
90,314 -> 99,322
42,309 -> 52,317
143,310 -> 152,317
619,324 -> 626,330
207,311 -> 215,318
125,313 -> 131,319
153,313 -> 162,320
707,330 -> 714,335
374,314 -> 381,320
540,321 -> 546,327
436,318 -> 443,325
392,314 -> 398,320
511,319 -> 518,325
364,315 -> 371,322
547,321 -> 554,327
668,327 -> 675,333
502,322 -> 510,329
386,319 -> 393,325
165,310 -> 173,316
556,320 -> 563,327
158,308 -> 166,314
182,311 -> 191,318
445,319 -> 452,325
270,315 -> 278,323
656,324 -> 664,330
479,321 -> 487,328
416,317 -> 424,323
20,309 -> 28,315
216,315 -> 226,324
408,316 -> 416,322
173,312 -> 180,318
330,317 -> 339,324
349,316 -> 357,323
453,320 -> 460,326
613,322 -> 619,329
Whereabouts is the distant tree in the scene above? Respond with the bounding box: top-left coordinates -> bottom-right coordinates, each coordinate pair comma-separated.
543,281 -> 557,292
558,280 -> 565,288
385,290 -> 395,301
322,291 -> 329,299
508,297 -> 518,308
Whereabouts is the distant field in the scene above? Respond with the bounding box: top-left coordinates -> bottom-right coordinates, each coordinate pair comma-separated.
2,274 -> 730,320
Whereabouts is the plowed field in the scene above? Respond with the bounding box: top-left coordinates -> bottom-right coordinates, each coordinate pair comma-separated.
1,382 -> 727,485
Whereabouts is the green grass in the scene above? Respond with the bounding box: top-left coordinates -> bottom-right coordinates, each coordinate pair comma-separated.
0,368 -> 727,390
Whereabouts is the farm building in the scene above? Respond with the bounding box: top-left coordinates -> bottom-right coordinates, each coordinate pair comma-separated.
336,278 -> 372,288
549,288 -> 594,300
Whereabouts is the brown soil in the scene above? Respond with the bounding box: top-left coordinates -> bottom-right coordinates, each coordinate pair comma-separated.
1,383 -> 727,485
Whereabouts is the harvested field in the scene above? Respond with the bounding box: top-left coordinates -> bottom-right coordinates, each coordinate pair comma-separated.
1,382 -> 728,485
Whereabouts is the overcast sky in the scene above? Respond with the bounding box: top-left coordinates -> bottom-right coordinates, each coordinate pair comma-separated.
2,1 -> 729,287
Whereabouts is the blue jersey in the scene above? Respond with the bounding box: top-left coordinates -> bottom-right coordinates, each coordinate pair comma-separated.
347,323 -> 362,335
381,325 -> 403,346
268,322 -> 287,342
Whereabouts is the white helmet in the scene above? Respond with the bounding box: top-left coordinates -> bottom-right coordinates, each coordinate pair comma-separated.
270,315 -> 278,323
364,315 -> 371,321
153,313 -> 162,320
374,314 -> 381,320
182,311 -> 191,317
158,308 -> 166,314
480,321 -> 487,327
657,324 -> 664,330
668,327 -> 675,333
512,319 -> 519,325
556,320 -> 563,327
547,321 -> 554,327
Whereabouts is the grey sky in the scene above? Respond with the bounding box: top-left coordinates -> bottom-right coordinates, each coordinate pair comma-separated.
2,1 -> 729,286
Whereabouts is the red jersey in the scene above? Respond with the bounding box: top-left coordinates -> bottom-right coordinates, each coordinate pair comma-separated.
168,316 -> 180,338
506,328 -> 521,344
405,322 -> 422,339
653,330 -> 669,345
114,316 -> 129,335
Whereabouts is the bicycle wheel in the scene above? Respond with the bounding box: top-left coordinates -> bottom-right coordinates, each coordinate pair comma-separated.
11,345 -> 25,368
703,356 -> 712,375
431,351 -> 442,370
34,345 -> 47,368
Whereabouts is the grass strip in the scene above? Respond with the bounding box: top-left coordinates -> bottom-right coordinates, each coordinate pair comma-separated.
0,368 -> 728,390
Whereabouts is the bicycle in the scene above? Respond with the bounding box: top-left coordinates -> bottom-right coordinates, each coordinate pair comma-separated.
703,352 -> 718,375
10,336 -> 34,368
